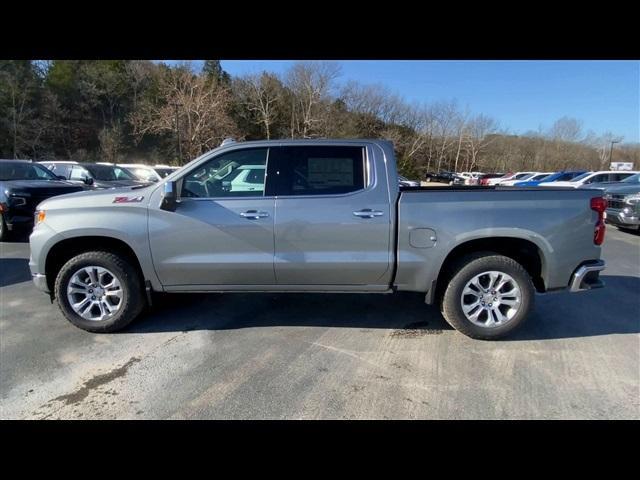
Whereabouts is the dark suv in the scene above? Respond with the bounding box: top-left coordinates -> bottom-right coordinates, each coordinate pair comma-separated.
424,171 -> 464,185
0,160 -> 84,240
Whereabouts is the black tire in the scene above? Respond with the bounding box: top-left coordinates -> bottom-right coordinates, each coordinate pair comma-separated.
0,213 -> 9,242
440,253 -> 535,340
54,250 -> 145,333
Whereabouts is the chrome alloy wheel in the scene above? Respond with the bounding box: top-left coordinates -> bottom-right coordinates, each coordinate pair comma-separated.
66,266 -> 123,321
460,271 -> 522,328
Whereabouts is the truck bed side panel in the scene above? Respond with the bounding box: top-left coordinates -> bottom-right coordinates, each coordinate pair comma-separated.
395,188 -> 603,293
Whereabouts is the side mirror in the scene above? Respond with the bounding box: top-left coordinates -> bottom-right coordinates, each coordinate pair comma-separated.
160,181 -> 177,212
56,175 -> 67,180
84,176 -> 94,186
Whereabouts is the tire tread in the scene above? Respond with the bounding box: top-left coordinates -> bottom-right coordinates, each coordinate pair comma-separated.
54,250 -> 144,333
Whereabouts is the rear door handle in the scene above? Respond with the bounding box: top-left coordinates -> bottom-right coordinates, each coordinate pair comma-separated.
240,210 -> 269,219
353,209 -> 384,218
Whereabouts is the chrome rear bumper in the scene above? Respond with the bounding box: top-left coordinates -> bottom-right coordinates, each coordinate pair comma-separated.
569,260 -> 606,292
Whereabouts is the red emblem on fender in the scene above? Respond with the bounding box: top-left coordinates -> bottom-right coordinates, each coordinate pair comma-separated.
113,196 -> 144,203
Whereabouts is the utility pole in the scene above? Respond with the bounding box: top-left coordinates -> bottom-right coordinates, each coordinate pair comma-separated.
608,140 -> 620,166
171,102 -> 182,164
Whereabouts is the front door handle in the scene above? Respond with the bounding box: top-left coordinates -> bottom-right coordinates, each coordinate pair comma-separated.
240,210 -> 270,219
353,209 -> 384,218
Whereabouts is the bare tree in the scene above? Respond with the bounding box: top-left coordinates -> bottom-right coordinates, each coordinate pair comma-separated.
548,116 -> 584,143
286,61 -> 341,138
99,122 -> 124,163
125,60 -> 155,110
465,114 -> 499,171
234,72 -> 284,139
130,65 -> 239,162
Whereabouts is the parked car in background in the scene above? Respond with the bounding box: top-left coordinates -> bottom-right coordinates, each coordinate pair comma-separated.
29,139 -> 607,340
39,161 -> 79,180
600,173 -> 640,231
485,173 -> 515,185
498,172 -> 539,186
117,163 -> 162,183
0,160 -> 84,240
398,175 -> 420,187
458,172 -> 486,185
424,171 -> 464,185
541,171 -> 639,188
479,173 -> 507,185
42,162 -> 147,189
153,165 -> 180,178
513,173 -> 553,186
515,170 -> 588,187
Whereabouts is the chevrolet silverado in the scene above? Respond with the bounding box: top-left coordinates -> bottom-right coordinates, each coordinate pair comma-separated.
29,139 -> 607,339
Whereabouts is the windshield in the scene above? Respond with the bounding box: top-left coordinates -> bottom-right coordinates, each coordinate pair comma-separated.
0,162 -> 58,181
514,173 -> 534,180
86,165 -> 135,181
154,168 -> 175,178
127,167 -> 159,182
570,172 -> 593,182
621,173 -> 640,183
531,174 -> 550,181
552,172 -> 582,181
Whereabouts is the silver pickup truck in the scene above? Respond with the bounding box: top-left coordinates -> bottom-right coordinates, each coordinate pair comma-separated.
29,139 -> 607,339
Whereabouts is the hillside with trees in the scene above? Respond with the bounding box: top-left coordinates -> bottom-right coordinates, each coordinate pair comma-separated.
1,60 -> 637,177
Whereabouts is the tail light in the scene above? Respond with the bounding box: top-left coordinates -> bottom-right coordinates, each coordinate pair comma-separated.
591,197 -> 607,245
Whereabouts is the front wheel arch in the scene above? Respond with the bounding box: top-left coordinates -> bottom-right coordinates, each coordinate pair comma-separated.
45,236 -> 146,296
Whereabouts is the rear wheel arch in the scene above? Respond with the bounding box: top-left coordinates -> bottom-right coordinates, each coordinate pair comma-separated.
433,236 -> 547,304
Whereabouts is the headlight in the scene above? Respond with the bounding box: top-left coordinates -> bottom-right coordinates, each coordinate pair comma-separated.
34,209 -> 46,226
626,194 -> 640,205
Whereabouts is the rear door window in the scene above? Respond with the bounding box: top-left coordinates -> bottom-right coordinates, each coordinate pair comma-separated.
611,173 -> 633,181
70,166 -> 90,180
268,146 -> 365,196
55,164 -> 72,178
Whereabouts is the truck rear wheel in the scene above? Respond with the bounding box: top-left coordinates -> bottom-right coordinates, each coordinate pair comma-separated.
440,253 -> 535,340
54,251 -> 145,333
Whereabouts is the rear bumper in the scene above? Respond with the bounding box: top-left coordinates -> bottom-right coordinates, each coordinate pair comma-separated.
569,260 -> 606,292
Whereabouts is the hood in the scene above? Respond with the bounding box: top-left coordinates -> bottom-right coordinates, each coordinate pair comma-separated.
2,179 -> 83,193
37,183 -> 155,210
540,181 -> 578,187
93,179 -> 148,189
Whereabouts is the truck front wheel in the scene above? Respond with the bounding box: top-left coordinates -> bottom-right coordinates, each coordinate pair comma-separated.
54,251 -> 145,333
440,253 -> 535,340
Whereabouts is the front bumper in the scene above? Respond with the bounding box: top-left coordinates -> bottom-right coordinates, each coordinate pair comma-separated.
605,208 -> 640,228
31,273 -> 49,293
569,260 -> 606,292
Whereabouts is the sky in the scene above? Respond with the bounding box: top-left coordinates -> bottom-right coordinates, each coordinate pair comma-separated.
175,60 -> 640,143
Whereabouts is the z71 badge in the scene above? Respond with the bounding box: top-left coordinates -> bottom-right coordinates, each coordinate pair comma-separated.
113,196 -> 144,203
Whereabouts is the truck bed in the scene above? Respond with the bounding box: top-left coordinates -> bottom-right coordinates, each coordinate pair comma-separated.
394,186 -> 604,294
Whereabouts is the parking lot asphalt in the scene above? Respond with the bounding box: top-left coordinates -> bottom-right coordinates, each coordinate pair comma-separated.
1,228 -> 639,420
